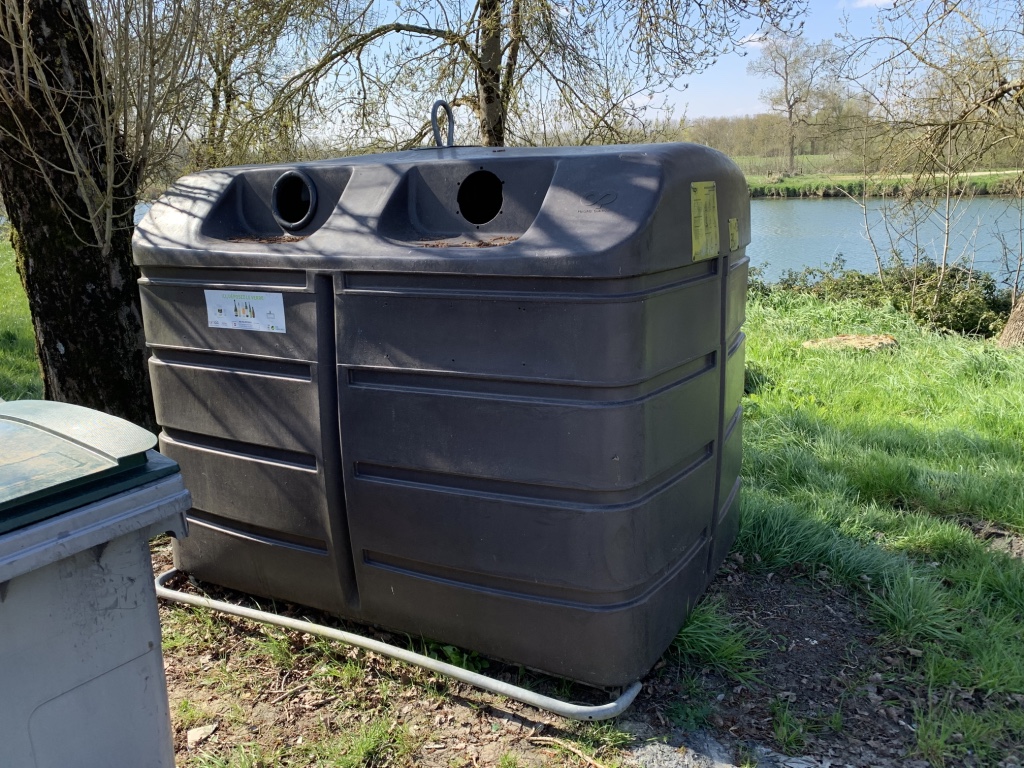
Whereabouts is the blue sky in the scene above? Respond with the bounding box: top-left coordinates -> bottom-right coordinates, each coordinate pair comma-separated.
673,0 -> 889,118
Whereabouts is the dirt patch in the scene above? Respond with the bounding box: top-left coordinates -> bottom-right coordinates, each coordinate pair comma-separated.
151,540 -> 1018,767
648,558 -> 922,767
961,517 -> 1024,560
802,334 -> 898,351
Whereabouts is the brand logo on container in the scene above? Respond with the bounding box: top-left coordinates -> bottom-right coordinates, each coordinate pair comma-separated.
579,191 -> 617,214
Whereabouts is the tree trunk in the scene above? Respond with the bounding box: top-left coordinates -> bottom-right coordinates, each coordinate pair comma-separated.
0,0 -> 155,429
787,117 -> 796,174
476,0 -> 504,146
999,296 -> 1024,348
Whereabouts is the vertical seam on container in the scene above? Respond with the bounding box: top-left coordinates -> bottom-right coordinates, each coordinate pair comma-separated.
706,251 -> 731,576
316,273 -> 360,610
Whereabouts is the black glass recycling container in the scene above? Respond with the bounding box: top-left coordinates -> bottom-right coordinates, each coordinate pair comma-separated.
132,143 -> 749,687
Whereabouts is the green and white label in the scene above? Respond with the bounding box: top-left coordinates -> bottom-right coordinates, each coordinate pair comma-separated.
691,181 -> 720,261
205,290 -> 287,334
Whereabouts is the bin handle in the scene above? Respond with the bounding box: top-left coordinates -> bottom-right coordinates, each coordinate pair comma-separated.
431,99 -> 455,148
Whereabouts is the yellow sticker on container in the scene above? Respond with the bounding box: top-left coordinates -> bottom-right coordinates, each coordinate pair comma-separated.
729,218 -> 740,252
691,182 -> 720,261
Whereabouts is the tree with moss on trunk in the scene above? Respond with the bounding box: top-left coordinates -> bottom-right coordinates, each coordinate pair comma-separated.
0,0 -> 337,425
0,0 -> 203,427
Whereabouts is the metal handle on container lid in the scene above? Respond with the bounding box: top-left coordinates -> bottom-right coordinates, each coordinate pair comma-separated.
431,99 -> 455,148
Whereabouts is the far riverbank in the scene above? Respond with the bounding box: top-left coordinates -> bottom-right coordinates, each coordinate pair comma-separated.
747,170 -> 1022,199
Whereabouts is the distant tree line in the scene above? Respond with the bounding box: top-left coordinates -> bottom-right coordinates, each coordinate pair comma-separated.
677,14 -> 1022,179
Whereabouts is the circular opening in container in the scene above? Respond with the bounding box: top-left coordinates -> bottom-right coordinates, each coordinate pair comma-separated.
457,170 -> 502,225
272,170 -> 317,230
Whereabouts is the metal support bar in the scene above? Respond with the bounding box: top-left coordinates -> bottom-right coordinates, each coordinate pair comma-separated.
156,569 -> 641,721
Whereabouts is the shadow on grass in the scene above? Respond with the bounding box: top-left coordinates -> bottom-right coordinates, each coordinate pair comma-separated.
738,399 -> 1024,691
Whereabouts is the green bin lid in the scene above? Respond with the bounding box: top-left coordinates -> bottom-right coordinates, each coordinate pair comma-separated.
0,400 -> 179,535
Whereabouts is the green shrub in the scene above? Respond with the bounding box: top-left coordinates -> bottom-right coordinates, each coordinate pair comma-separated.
764,256 -> 1011,336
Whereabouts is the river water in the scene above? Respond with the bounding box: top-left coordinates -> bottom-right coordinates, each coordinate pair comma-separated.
750,197 -> 1024,287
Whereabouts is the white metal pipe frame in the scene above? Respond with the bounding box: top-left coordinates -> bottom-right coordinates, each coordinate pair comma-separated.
156,569 -> 643,721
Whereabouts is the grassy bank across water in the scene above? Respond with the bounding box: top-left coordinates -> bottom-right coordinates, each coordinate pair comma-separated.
746,170 -> 1023,199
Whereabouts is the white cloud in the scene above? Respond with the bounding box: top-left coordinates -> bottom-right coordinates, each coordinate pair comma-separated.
851,0 -> 893,7
739,33 -> 767,48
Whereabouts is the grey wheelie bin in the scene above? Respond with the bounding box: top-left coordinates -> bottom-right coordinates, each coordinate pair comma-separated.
132,142 -> 749,687
0,400 -> 190,768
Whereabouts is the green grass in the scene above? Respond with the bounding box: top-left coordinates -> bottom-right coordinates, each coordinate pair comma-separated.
664,672 -> 715,730
736,291 -> 1024,762
189,719 -> 413,768
0,239 -> 43,400
323,718 -> 415,768
770,700 -> 808,754
672,597 -> 764,685
746,169 -> 1023,198
192,744 -> 284,768
176,698 -> 216,731
244,627 -> 303,670
563,720 -> 635,764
